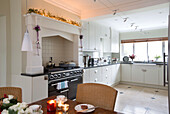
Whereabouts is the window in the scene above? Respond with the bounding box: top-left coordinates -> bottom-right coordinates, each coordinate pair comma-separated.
134,42 -> 147,61
121,38 -> 168,62
121,43 -> 133,57
148,41 -> 162,61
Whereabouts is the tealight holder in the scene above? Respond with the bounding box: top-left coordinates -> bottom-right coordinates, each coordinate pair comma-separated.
47,100 -> 56,112
57,100 -> 64,110
62,104 -> 69,114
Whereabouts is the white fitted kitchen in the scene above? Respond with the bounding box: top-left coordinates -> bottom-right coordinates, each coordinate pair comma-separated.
1,0 -> 169,114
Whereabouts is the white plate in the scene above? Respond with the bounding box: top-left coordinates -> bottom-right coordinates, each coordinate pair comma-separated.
74,104 -> 95,113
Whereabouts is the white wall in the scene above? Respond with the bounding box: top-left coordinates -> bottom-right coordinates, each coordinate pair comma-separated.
120,28 -> 168,40
0,0 -> 11,86
0,16 -> 7,86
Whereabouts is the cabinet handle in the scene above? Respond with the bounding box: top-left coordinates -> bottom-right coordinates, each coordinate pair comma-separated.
95,70 -> 98,73
71,78 -> 78,82
51,83 -> 57,86
60,89 -> 69,93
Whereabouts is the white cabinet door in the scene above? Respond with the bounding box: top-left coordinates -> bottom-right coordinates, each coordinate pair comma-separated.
102,66 -> 111,85
32,76 -> 48,102
95,24 -> 101,51
88,22 -> 96,50
158,65 -> 167,86
103,37 -> 111,52
83,69 -> 90,83
115,64 -> 120,83
144,66 -> 159,85
89,68 -> 101,83
81,21 -> 89,50
111,28 -> 119,53
121,64 -> 132,82
132,65 -> 144,83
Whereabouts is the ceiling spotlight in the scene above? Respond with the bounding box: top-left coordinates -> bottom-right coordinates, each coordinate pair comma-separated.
135,26 -> 138,30
124,17 -> 128,22
131,23 -> 135,27
94,0 -> 97,2
113,10 -> 118,15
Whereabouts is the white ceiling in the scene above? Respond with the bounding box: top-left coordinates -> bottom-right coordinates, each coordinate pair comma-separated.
44,0 -> 169,19
44,0 -> 170,32
92,3 -> 169,32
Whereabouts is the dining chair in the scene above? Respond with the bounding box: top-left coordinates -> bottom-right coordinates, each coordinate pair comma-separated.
76,83 -> 118,111
0,87 -> 22,102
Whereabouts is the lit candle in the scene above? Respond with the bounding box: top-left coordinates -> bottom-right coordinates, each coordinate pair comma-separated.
47,100 -> 56,112
63,104 -> 69,112
58,101 -> 64,108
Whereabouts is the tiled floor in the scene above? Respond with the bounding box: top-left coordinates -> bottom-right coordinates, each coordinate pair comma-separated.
113,84 -> 168,114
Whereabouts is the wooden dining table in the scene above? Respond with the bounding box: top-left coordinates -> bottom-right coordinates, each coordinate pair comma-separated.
29,96 -> 122,114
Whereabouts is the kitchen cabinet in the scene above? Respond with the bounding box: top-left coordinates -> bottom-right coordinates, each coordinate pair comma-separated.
32,75 -> 48,102
103,37 -> 111,53
111,28 -> 119,53
121,64 -> 164,86
83,64 -> 120,86
81,21 -> 89,50
88,22 -> 96,50
132,65 -> 144,83
82,21 -> 111,51
144,65 -> 159,85
83,69 -> 90,83
89,67 -> 102,83
121,64 -> 132,82
102,66 -> 112,85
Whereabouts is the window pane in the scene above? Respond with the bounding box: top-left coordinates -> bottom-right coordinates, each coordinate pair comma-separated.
134,42 -> 147,61
148,41 -> 162,62
122,43 -> 133,57
165,41 -> 168,55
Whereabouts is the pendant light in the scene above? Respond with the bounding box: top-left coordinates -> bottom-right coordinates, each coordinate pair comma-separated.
21,0 -> 33,51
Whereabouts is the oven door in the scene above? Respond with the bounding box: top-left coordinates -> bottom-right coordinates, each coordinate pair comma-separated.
48,80 -> 69,98
68,76 -> 82,100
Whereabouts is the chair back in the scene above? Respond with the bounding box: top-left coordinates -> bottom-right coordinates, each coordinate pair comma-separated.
76,83 -> 118,111
0,87 -> 22,102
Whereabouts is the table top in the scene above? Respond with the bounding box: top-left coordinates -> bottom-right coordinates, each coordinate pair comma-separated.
29,96 -> 121,114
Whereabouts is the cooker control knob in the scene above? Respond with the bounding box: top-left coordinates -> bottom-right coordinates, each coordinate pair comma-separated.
62,73 -> 66,77
58,74 -> 61,78
50,75 -> 54,79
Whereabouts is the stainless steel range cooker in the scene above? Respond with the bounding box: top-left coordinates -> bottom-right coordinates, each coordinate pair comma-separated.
48,68 -> 83,100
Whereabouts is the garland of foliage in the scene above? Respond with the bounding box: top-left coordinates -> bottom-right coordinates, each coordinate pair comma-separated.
27,8 -> 81,27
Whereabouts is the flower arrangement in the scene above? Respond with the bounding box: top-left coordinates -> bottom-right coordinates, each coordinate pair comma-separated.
0,94 -> 18,111
0,94 -> 43,114
34,25 -> 41,56
27,8 -> 81,27
129,54 -> 135,61
1,102 -> 33,114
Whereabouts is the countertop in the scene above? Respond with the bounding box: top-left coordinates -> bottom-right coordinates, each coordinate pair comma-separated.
21,62 -> 166,77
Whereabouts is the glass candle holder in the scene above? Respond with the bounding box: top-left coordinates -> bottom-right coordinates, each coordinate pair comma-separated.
47,100 -> 56,112
62,104 -> 69,113
57,100 -> 64,110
